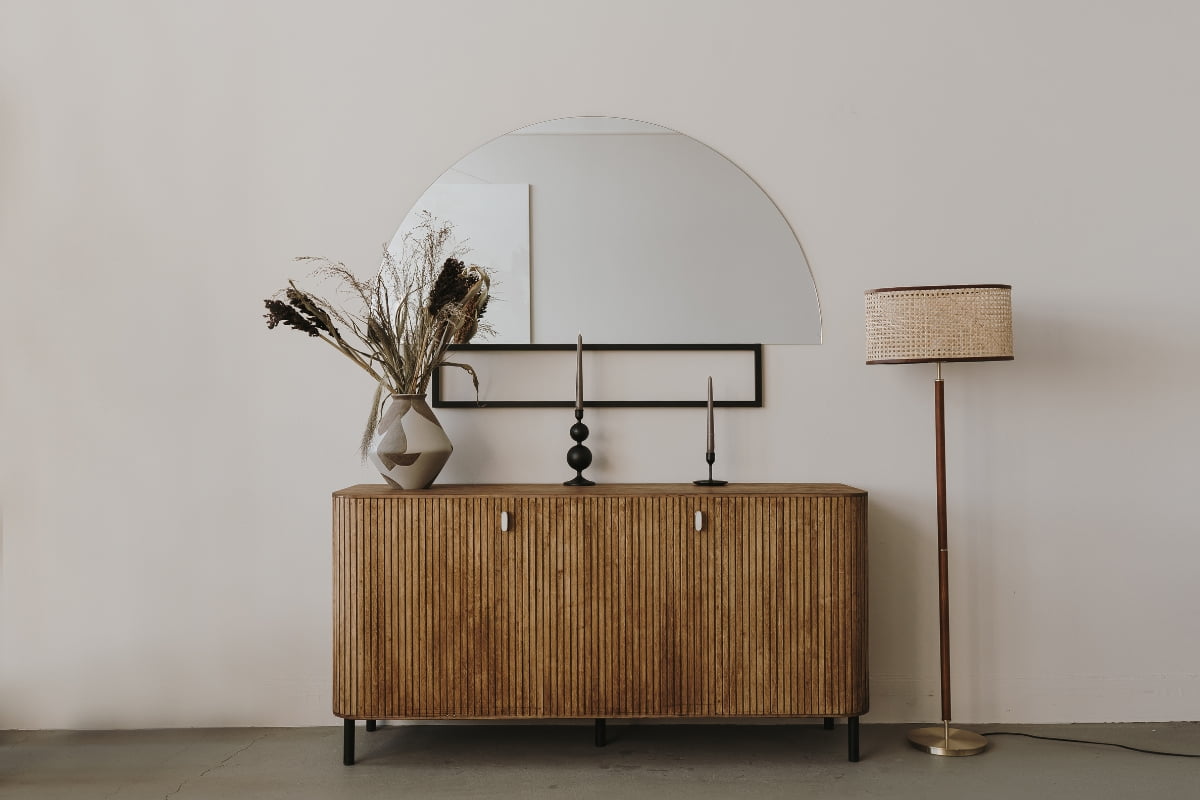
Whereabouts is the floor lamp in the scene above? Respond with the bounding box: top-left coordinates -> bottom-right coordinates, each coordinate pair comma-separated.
864,284 -> 1013,757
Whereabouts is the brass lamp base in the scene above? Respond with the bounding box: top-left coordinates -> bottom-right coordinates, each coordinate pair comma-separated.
908,723 -> 989,756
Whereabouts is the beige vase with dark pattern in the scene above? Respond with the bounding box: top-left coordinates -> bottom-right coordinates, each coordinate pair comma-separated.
367,394 -> 453,490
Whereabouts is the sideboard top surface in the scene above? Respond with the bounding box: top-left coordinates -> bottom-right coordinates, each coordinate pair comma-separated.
335,483 -> 866,499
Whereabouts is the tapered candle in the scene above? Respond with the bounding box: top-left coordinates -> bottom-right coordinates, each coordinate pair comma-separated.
576,333 -> 583,411
706,376 -> 714,452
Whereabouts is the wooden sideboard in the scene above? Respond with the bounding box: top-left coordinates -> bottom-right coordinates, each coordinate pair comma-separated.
333,483 -> 868,764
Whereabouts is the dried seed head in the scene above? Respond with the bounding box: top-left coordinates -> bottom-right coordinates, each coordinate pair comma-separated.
427,258 -> 479,318
264,299 -> 321,336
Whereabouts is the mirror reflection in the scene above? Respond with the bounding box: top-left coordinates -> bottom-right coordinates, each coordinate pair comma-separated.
390,117 -> 821,345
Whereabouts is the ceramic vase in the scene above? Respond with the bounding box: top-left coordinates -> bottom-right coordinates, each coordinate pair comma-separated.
367,394 -> 453,490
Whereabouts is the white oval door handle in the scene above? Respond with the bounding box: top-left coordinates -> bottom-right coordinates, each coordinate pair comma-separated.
500,511 -> 511,532
694,510 -> 704,532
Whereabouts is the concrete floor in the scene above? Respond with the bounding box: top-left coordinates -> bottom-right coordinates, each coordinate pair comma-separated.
2,721 -> 1197,799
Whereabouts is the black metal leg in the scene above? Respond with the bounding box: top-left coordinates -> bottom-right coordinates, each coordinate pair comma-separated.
343,719 -> 355,766
366,719 -> 377,732
594,718 -> 607,747
823,717 -> 834,730
848,716 -> 860,762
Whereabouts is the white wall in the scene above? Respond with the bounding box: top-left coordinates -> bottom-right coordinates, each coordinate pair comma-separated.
2,0 -> 1197,729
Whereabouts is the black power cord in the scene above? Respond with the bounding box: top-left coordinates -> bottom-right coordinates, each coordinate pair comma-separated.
982,731 -> 1200,758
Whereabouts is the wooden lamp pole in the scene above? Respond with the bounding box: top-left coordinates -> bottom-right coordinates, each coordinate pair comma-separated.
905,362 -> 989,756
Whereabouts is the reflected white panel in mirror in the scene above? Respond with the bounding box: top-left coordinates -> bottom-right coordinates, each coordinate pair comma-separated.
394,117 -> 821,344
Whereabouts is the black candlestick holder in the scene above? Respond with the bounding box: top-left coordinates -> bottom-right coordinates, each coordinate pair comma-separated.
693,450 -> 727,486
564,408 -> 595,486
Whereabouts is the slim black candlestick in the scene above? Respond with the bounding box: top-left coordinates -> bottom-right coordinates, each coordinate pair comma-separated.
564,408 -> 595,486
694,449 -> 727,486
695,376 -> 727,486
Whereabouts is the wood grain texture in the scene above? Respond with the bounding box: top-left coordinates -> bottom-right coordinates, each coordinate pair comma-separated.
335,483 -> 865,498
333,485 -> 868,720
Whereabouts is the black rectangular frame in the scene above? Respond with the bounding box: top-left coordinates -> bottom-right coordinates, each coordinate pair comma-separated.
431,343 -> 762,409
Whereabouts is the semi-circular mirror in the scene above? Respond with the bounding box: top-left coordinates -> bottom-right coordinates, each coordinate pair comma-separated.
389,116 -> 821,345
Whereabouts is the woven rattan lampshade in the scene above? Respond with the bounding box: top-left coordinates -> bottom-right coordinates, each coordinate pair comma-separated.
865,284 -> 1013,364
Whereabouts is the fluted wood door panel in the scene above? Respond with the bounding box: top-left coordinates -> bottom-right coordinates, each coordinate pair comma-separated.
333,484 -> 867,721
585,495 -> 659,716
334,495 -> 590,719
721,494 -> 869,716
659,495 -> 728,716
581,495 -> 726,717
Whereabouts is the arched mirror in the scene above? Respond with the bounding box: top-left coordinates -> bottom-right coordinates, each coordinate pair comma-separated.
389,116 -> 821,346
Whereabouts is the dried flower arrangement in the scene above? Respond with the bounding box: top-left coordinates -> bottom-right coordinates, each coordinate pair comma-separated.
264,213 -> 492,455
